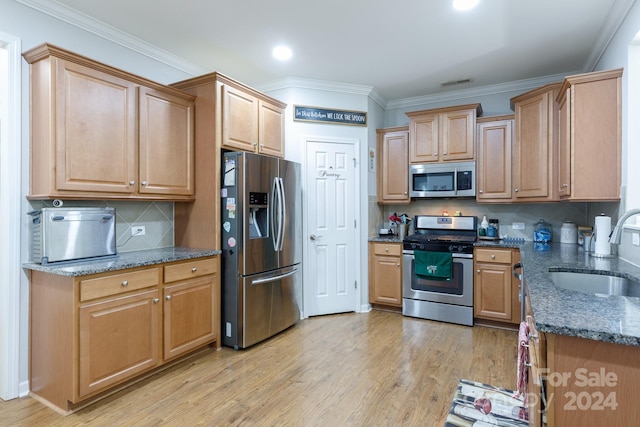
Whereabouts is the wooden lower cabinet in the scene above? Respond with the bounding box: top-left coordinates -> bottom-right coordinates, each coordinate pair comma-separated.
163,276 -> 218,361
78,288 -> 161,397
474,247 -> 521,324
368,242 -> 403,308
29,256 -> 219,413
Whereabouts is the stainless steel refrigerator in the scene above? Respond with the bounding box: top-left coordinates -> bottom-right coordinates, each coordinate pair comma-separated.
221,151 -> 302,349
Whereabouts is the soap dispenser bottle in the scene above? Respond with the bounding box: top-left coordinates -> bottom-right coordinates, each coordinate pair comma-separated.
480,215 -> 489,236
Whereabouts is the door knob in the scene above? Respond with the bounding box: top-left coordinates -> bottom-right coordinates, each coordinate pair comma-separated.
310,234 -> 322,241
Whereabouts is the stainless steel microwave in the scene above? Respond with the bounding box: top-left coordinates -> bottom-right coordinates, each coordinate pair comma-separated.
409,161 -> 476,198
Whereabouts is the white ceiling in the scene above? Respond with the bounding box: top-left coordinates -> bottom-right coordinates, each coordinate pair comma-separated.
18,0 -> 636,103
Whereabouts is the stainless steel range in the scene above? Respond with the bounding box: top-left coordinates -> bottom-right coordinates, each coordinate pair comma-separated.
402,215 -> 477,326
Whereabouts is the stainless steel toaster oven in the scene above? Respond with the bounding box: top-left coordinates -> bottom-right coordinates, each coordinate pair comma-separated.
28,207 -> 117,264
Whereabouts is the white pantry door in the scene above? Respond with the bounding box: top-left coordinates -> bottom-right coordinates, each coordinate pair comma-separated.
304,138 -> 358,316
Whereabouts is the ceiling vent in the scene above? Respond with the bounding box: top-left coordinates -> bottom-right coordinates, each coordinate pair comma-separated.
440,78 -> 472,87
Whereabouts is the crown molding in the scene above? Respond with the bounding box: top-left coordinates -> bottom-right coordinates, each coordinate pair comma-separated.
15,0 -> 207,76
584,0 -> 637,71
385,72 -> 572,110
257,77 -> 387,108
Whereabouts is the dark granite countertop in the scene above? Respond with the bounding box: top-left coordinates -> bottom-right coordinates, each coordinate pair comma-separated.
23,247 -> 221,277
519,242 -> 640,347
369,236 -> 403,243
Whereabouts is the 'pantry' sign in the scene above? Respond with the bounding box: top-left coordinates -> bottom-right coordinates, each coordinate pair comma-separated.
294,105 -> 367,126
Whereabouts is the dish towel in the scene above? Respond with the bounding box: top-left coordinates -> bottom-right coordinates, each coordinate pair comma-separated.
414,250 -> 452,280
516,321 -> 530,400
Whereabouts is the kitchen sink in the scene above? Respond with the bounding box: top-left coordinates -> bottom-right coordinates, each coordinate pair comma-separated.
549,271 -> 640,297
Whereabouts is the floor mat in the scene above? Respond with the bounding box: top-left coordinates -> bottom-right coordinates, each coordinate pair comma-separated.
445,379 -> 528,426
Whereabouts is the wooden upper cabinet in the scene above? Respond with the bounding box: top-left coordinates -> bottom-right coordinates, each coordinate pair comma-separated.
377,126 -> 410,204
556,68 -> 622,201
557,92 -> 571,198
258,99 -> 286,158
408,112 -> 439,162
23,43 -> 195,201
139,87 -> 195,196
406,104 -> 481,163
221,82 -> 286,158
53,59 -> 137,195
510,83 -> 561,202
476,115 -> 513,202
222,84 -> 259,152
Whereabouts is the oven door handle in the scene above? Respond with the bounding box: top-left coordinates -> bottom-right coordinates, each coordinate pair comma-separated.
403,250 -> 473,259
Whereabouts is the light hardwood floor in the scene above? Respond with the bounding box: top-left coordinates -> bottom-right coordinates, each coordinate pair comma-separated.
1,311 -> 517,426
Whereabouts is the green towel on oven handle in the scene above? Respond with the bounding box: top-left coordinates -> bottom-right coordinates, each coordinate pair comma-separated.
414,250 -> 453,280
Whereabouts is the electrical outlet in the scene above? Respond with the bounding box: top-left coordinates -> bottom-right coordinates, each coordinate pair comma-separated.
131,225 -> 146,236
512,222 -> 525,230
633,233 -> 640,246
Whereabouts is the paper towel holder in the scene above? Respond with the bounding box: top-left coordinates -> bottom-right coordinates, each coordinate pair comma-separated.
590,213 -> 616,258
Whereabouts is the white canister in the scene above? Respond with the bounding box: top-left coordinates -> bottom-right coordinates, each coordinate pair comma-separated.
560,221 -> 578,244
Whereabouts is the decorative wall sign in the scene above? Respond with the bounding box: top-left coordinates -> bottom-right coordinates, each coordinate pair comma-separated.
294,105 -> 367,126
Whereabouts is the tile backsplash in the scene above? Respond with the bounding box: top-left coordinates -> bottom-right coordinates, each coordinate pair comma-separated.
29,200 -> 174,253
374,199 -> 620,244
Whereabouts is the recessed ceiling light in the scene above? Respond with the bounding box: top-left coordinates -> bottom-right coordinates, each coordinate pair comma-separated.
453,0 -> 479,11
273,45 -> 292,61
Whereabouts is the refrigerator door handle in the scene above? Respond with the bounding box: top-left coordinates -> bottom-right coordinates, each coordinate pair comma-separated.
271,177 -> 279,251
250,268 -> 298,285
278,177 -> 286,251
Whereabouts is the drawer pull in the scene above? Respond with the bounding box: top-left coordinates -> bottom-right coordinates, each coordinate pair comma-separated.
385,248 -> 389,252
525,362 -> 532,368
121,280 -> 128,287
192,267 -> 198,273
491,254 -> 496,259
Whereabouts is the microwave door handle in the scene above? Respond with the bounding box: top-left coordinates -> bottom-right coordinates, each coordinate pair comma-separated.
453,167 -> 458,196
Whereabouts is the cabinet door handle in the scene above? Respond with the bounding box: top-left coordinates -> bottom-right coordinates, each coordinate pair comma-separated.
121,280 -> 128,287
396,263 -> 400,267
562,183 -> 568,188
514,188 -> 519,193
191,267 -> 197,273
165,295 -> 172,301
129,180 -> 135,186
476,269 -> 481,273
478,189 -> 484,193
141,181 -> 148,186
153,298 -> 160,304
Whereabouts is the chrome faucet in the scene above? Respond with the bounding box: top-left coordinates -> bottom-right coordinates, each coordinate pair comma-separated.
609,208 -> 640,245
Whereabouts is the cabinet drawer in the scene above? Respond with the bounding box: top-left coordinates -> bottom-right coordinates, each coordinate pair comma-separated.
373,243 -> 402,257
164,257 -> 217,283
80,267 -> 161,302
475,248 -> 512,263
